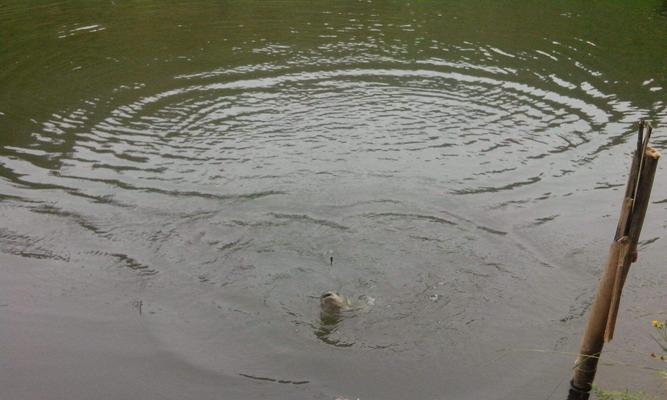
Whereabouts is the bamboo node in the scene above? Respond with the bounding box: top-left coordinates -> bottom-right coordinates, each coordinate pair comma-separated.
646,147 -> 661,160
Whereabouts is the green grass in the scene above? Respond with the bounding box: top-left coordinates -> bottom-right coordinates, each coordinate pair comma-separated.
592,386 -> 656,400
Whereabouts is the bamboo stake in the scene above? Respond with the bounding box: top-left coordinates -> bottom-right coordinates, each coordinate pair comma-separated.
627,145 -> 659,254
567,121 -> 660,400
613,121 -> 644,240
605,146 -> 660,341
604,238 -> 631,342
569,238 -> 625,396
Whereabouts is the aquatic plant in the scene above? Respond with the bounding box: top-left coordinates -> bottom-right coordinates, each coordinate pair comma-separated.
591,319 -> 667,399
650,319 -> 667,359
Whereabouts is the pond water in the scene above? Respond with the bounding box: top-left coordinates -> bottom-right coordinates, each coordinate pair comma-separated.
1,1 -> 666,399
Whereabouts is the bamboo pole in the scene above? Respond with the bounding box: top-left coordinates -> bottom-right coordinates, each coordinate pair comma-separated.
568,238 -> 625,397
604,238 -> 631,342
605,146 -> 660,341
567,121 -> 660,400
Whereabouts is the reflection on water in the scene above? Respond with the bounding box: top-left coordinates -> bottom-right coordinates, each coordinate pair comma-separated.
1,0 -> 666,399
315,292 -> 374,347
315,312 -> 354,348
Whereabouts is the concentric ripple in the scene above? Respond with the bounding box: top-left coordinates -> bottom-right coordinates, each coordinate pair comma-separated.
11,65 -> 634,206
0,57 -> 639,356
0,57 -> 654,339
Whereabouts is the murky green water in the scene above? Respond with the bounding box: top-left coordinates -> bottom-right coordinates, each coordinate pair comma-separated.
1,1 -> 666,399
